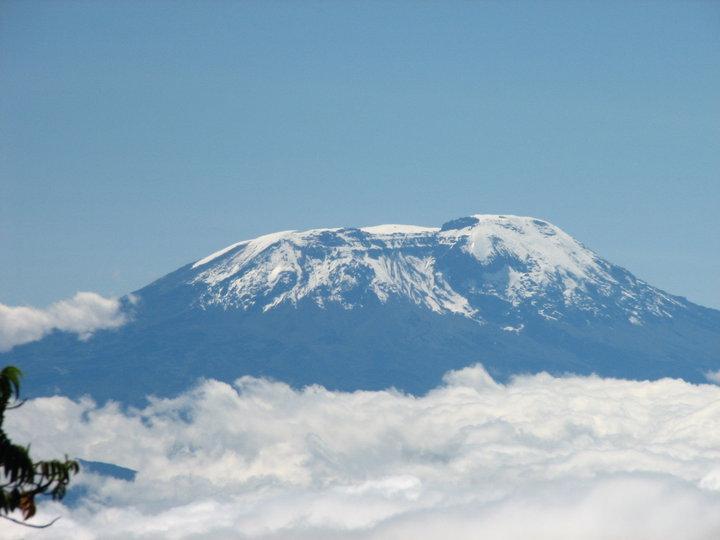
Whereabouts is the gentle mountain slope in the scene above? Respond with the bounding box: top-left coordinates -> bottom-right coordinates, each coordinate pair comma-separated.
5,214 -> 719,403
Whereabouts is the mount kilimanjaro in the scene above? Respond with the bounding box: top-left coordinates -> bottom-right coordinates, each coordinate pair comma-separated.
6,214 -> 720,403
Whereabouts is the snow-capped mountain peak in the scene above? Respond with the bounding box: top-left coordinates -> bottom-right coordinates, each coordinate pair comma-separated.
11,214 -> 719,404
186,215 -> 684,325
448,215 -> 606,280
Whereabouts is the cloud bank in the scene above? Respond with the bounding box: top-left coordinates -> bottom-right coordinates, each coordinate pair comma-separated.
4,366 -> 720,539
0,292 -> 128,351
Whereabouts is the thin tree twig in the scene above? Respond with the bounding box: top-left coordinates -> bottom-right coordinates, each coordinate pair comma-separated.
0,514 -> 61,529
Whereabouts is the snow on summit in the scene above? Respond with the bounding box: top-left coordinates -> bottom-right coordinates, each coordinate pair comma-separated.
456,215 -> 605,280
188,214 -> 685,325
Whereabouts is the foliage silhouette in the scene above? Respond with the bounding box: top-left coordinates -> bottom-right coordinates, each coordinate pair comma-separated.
0,366 -> 78,527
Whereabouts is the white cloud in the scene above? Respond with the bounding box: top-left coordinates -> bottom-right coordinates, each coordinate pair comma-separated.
0,292 -> 127,351
3,366 -> 720,538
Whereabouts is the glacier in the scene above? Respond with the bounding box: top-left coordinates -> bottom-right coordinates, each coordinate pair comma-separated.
189,214 -> 682,326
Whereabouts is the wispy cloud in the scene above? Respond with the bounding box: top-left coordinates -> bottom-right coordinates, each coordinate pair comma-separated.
3,366 -> 720,538
0,292 -> 128,351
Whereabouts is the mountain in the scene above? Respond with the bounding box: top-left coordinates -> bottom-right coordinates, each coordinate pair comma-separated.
5,214 -> 720,404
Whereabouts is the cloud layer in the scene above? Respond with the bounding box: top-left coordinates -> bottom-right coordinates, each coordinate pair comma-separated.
0,292 -> 128,351
4,366 -> 720,539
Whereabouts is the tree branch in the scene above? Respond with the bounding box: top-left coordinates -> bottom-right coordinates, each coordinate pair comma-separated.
0,514 -> 61,529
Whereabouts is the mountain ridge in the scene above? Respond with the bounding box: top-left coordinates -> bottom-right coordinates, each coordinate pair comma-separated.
182,214 -> 686,327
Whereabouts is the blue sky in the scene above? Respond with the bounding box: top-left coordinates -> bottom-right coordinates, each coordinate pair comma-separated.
1,1 -> 719,308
